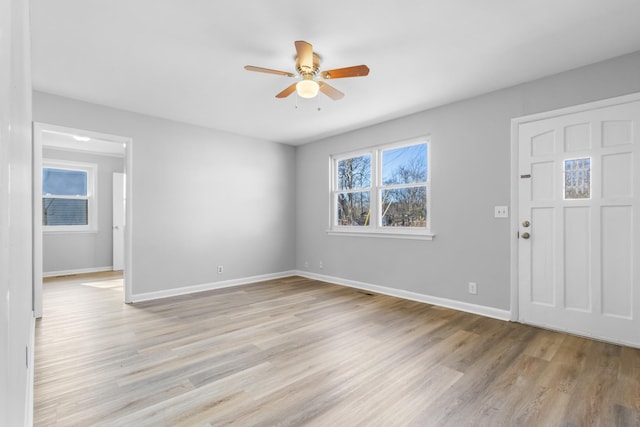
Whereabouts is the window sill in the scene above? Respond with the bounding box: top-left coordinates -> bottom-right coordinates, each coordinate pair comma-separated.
326,229 -> 435,241
43,228 -> 98,234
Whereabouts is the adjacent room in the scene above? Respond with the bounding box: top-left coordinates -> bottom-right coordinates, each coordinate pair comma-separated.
2,0 -> 640,425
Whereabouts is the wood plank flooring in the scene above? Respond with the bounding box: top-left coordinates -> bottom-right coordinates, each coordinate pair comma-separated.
35,273 -> 640,426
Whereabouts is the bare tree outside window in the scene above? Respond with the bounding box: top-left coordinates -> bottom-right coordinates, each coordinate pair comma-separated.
337,154 -> 371,226
381,145 -> 428,228
42,167 -> 89,226
331,140 -> 430,236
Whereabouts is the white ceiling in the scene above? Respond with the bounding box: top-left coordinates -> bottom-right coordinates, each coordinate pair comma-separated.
31,0 -> 640,146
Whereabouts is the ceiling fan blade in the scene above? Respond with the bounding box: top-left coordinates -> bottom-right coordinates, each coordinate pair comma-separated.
320,65 -> 370,79
244,65 -> 296,78
276,82 -> 298,98
318,81 -> 344,100
295,40 -> 313,70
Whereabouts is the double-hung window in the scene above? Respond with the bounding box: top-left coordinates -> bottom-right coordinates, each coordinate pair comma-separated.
330,138 -> 432,239
42,160 -> 97,232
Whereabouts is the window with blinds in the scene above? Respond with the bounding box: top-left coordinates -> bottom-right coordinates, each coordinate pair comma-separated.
42,160 -> 97,232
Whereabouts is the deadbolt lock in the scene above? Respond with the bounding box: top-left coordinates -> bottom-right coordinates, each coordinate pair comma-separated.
522,220 -> 530,227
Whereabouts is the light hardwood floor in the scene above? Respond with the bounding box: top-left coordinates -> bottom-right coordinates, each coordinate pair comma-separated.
35,273 -> 640,426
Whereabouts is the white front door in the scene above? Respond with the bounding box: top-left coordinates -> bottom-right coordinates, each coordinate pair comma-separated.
112,172 -> 125,271
518,98 -> 640,347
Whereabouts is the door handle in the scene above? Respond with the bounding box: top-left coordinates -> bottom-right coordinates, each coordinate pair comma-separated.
521,232 -> 530,239
113,226 -> 120,230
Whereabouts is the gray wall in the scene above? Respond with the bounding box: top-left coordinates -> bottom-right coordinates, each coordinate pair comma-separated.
296,51 -> 640,311
42,148 -> 124,274
34,93 -> 297,296
33,51 -> 640,311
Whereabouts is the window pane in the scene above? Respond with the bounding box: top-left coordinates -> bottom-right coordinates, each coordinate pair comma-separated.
381,187 -> 427,228
337,191 -> 371,226
382,144 -> 427,185
564,157 -> 591,199
43,198 -> 88,226
337,155 -> 371,190
43,168 -> 87,196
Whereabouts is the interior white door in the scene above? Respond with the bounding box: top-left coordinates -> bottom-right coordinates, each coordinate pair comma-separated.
112,172 -> 125,271
518,99 -> 640,347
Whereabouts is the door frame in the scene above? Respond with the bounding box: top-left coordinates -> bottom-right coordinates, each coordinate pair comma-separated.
33,123 -> 134,317
509,92 -> 640,323
112,172 -> 126,271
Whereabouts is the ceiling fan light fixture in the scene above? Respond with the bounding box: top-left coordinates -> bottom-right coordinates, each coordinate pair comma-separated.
245,40 -> 369,101
296,79 -> 319,98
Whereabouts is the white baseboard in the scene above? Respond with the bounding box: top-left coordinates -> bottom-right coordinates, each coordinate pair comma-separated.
43,266 -> 114,278
128,269 -> 511,321
295,271 -> 512,321
129,270 -> 298,303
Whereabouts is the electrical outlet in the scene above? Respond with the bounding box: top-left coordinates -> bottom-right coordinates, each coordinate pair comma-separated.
217,265 -> 223,274
319,260 -> 324,269
304,261 -> 309,268
494,206 -> 509,218
468,282 -> 477,294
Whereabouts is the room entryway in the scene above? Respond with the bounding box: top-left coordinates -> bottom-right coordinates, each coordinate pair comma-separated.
33,123 -> 133,317
516,95 -> 640,347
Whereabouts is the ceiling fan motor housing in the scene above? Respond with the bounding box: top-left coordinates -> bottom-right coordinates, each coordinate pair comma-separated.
296,53 -> 320,77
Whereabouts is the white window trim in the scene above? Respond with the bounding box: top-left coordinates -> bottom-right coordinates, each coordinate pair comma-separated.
42,159 -> 98,233
328,137 -> 434,240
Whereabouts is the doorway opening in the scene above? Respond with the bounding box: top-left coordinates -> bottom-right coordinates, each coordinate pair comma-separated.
33,123 -> 133,317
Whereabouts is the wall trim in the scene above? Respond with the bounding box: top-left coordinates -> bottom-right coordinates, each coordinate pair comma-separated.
295,271 -> 512,321
43,266 -> 114,278
129,270 -> 298,303
129,269 -> 511,321
25,314 -> 35,427
513,91 -> 640,126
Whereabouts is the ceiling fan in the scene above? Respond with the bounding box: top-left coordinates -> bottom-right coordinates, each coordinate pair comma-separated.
244,40 -> 370,100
